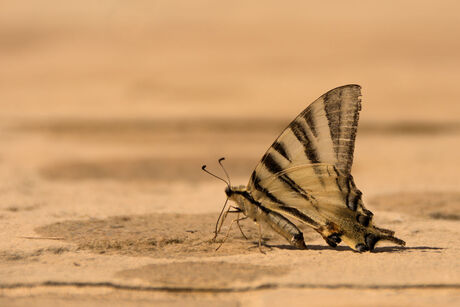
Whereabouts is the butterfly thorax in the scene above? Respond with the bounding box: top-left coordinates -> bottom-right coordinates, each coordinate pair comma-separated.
225,185 -> 259,220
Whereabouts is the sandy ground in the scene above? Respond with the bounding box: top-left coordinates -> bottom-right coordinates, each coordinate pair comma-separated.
1,1 -> 460,306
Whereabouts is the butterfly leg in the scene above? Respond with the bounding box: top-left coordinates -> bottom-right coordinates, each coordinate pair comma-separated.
215,215 -> 248,251
213,205 -> 233,241
257,223 -> 266,254
214,205 -> 244,241
236,213 -> 249,240
224,207 -> 248,240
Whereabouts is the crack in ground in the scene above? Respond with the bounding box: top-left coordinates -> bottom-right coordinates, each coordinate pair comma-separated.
1,281 -> 459,293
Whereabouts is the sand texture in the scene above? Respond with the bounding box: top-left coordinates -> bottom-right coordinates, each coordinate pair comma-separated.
1,1 -> 460,306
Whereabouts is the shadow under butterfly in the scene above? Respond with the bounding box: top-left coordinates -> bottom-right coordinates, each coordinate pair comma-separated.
202,84 -> 405,253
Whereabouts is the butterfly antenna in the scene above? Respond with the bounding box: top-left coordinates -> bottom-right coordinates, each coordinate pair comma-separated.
202,159 -> 233,241
218,157 -> 232,186
201,165 -> 229,185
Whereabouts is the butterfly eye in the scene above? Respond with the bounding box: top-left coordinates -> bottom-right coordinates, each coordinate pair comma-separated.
225,186 -> 233,197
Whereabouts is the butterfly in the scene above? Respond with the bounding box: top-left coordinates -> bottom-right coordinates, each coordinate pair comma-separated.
203,84 -> 405,252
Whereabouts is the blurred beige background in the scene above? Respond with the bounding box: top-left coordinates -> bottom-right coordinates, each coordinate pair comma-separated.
1,0 -> 459,188
1,0 -> 460,122
1,1 -> 460,306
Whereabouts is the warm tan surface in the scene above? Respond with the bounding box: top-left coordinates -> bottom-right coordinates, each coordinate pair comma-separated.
1,1 -> 460,306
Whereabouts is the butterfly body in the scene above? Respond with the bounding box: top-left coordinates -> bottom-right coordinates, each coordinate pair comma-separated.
220,85 -> 405,252
225,185 -> 307,249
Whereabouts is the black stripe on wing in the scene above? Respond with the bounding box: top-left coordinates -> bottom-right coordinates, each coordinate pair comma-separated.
278,174 -> 315,203
277,205 -> 320,227
322,85 -> 361,174
272,141 -> 291,162
324,90 -> 341,157
250,172 -> 288,206
262,153 -> 283,174
346,175 -> 362,211
288,120 -> 326,186
250,153 -> 317,204
289,121 -> 320,164
304,112 -> 318,138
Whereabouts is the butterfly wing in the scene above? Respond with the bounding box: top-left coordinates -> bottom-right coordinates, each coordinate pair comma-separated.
253,163 -> 404,250
247,85 -> 405,251
249,84 -> 361,187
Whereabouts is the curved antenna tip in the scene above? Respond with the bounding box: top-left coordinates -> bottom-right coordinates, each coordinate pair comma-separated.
217,157 -> 231,185
201,163 -> 229,185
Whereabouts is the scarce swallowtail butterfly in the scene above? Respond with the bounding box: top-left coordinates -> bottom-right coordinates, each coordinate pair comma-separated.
203,84 -> 405,252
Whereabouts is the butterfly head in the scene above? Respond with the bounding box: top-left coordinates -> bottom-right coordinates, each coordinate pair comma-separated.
202,158 -> 252,241
202,157 -> 243,205
224,185 -> 246,197
224,185 -> 233,197
224,185 -> 252,214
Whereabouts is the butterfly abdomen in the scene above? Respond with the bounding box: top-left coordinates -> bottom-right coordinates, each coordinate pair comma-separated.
227,186 -> 307,249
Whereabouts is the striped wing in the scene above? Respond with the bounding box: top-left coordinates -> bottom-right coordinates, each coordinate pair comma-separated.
249,163 -> 404,250
250,163 -> 357,227
248,84 -> 362,188
247,85 -> 405,250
